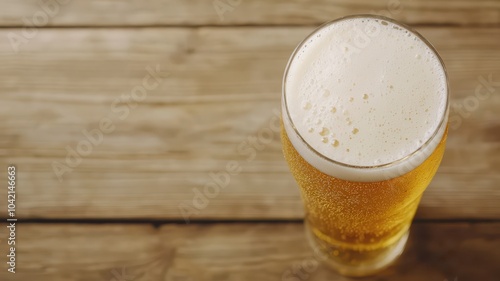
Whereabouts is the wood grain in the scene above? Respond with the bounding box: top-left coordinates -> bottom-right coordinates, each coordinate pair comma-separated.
1,27 -> 499,220
0,222 -> 498,280
0,223 -> 169,280
0,0 -> 499,27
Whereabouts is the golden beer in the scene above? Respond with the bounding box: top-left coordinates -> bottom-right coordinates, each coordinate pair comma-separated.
281,125 -> 447,274
281,15 -> 449,276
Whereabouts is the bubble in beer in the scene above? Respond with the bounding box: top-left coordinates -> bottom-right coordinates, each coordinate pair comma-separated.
319,127 -> 330,136
302,101 -> 312,110
332,139 -> 340,147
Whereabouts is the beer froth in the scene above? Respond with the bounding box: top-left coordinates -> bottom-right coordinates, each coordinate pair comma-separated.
283,16 -> 448,181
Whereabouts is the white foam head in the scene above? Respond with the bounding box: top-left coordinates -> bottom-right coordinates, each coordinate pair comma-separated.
282,15 -> 448,182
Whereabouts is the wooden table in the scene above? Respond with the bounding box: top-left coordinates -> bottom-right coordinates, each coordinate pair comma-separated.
1,1 -> 499,280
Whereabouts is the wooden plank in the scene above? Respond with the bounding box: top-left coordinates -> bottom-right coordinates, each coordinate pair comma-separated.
0,222 -> 499,280
0,0 -> 499,27
1,27 -> 499,220
0,223 -> 168,280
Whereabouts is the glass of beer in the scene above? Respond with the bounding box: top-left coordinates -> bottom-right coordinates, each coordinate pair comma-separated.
281,15 -> 449,276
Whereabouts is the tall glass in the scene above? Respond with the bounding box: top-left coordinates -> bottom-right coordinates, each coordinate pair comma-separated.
281,15 -> 449,276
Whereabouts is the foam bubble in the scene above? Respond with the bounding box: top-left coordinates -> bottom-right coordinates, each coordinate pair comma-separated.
283,16 -> 448,181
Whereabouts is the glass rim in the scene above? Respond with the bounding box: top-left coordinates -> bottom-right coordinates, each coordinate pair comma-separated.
282,14 -> 450,170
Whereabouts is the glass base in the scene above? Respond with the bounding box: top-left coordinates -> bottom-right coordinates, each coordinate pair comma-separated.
305,223 -> 409,277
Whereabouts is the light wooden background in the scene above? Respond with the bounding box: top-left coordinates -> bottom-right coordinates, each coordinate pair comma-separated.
0,0 -> 499,280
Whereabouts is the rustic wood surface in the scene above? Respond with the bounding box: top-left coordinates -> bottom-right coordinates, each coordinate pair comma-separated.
1,27 -> 499,220
0,223 -> 499,281
1,0 -> 499,280
0,0 -> 499,26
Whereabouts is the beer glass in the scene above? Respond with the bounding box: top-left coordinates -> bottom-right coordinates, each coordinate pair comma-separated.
281,15 -> 449,276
